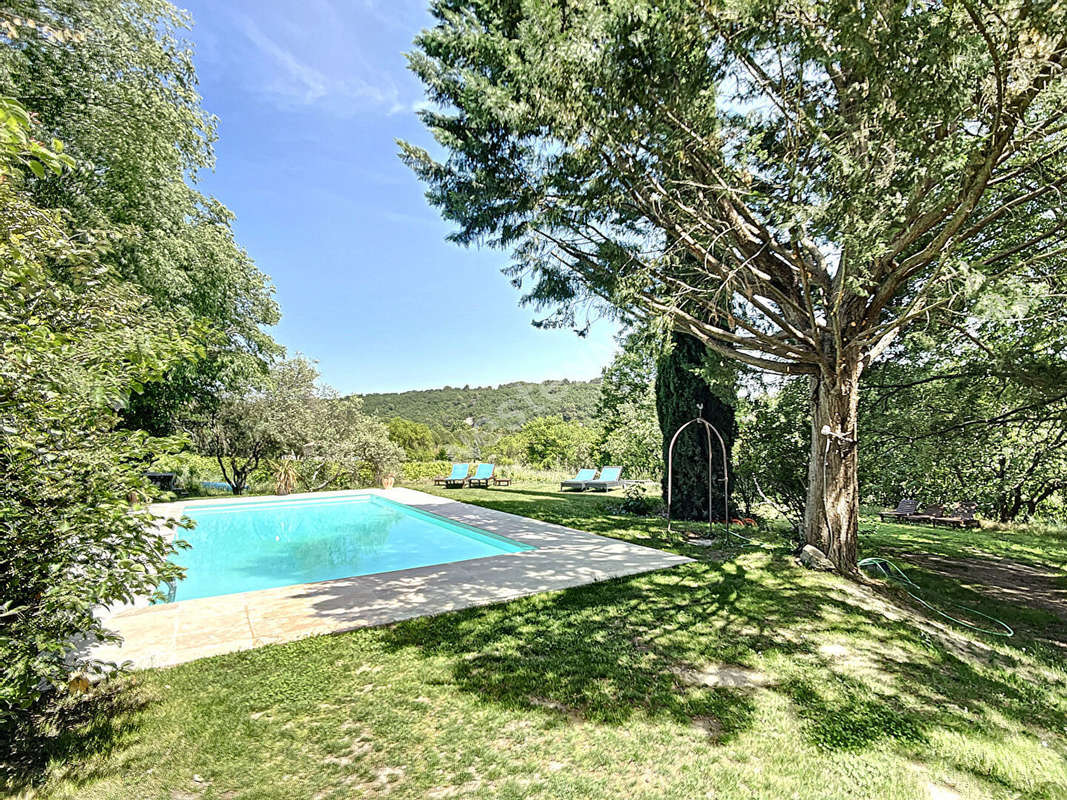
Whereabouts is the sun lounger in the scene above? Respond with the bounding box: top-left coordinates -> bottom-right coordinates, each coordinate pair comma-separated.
585,466 -> 623,492
468,463 -> 495,488
904,503 -> 944,524
561,468 -> 597,491
878,499 -> 918,521
438,463 -> 470,488
933,502 -> 979,528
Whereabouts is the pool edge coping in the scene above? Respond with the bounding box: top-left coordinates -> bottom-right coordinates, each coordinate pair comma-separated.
91,487 -> 694,670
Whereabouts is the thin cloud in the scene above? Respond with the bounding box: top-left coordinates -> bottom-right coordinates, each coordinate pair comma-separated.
229,9 -> 415,117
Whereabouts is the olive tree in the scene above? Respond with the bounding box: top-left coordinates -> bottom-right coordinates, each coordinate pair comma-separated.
198,358 -> 403,494
402,0 -> 1067,571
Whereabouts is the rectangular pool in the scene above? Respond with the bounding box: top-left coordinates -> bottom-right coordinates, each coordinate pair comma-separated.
166,494 -> 532,602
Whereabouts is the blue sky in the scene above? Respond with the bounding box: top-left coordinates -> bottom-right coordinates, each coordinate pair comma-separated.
179,0 -> 619,395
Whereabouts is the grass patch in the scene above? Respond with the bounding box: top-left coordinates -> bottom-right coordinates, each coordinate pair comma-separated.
5,483 -> 1066,799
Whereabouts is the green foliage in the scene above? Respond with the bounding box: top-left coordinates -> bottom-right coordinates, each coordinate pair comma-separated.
0,102 -> 189,729
656,333 -> 736,521
592,330 -> 663,479
149,451 -> 224,492
0,97 -> 73,178
400,460 -> 454,483
735,379 -> 811,527
604,482 -> 664,517
194,358 -> 403,494
596,389 -> 661,479
361,380 -> 600,444
490,415 -> 594,471
386,417 -> 437,460
0,2 -> 281,432
861,321 -> 1067,523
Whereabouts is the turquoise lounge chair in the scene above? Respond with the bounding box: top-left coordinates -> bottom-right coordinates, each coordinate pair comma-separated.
585,466 -> 623,491
561,468 -> 597,491
468,463 -> 496,488
438,463 -> 470,488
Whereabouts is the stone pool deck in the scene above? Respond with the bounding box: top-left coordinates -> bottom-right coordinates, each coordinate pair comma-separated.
92,487 -> 692,670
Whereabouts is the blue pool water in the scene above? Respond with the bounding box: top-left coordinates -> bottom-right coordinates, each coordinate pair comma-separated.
167,494 -> 532,602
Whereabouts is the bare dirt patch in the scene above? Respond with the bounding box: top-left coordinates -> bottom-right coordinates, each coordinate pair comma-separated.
905,554 -> 1067,644
691,715 -> 725,740
670,663 -> 774,689
528,695 -> 584,723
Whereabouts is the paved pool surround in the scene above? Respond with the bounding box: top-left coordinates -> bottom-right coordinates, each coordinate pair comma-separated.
93,487 -> 692,669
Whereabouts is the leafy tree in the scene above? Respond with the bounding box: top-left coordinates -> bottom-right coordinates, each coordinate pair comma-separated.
403,0 -> 1067,571
386,417 -> 437,460
595,331 -> 659,423
596,386 -> 661,479
735,379 -> 810,530
0,2 -> 280,432
0,97 -> 190,729
296,397 -> 404,490
656,333 -> 736,521
198,398 -> 274,496
197,358 -> 402,494
593,329 -> 663,478
492,415 -> 594,470
861,315 -> 1067,522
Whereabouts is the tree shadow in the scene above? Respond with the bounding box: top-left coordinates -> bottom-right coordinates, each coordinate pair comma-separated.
376,559 -> 770,740
9,491 -> 1064,796
370,539 -> 1066,797
1,679 -> 150,794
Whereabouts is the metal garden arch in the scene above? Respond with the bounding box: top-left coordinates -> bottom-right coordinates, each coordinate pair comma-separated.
665,403 -> 730,541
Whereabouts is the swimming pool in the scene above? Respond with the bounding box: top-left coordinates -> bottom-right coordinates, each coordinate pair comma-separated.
166,494 -> 533,602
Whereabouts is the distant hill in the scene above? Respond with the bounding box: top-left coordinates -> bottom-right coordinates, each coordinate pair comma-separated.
358,379 -> 601,440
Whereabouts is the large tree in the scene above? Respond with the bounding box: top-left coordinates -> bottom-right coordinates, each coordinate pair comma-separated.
593,329 -> 663,479
402,0 -> 1067,572
196,357 -> 403,495
0,2 -> 280,431
0,96 -> 190,729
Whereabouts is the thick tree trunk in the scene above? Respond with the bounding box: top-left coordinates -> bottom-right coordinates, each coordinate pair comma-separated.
803,360 -> 862,574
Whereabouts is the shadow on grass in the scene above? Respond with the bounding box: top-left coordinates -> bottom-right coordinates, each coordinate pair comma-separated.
8,489 -> 1065,796
373,547 -> 1066,776
1,679 -> 149,794
377,560 -> 767,740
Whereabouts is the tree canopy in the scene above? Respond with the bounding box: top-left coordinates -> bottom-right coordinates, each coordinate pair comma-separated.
0,95 -> 189,728
403,0 -> 1067,571
0,2 -> 280,430
196,357 -> 403,495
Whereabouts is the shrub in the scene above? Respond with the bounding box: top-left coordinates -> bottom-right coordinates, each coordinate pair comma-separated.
401,460 -> 453,482
605,483 -> 664,517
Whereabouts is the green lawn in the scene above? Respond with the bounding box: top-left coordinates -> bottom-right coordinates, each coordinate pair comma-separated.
5,483 -> 1066,799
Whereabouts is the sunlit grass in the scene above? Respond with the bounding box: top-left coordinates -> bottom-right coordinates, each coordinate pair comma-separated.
6,483 -> 1066,799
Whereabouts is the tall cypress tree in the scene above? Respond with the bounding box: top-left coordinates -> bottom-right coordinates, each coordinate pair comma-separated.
656,332 -> 736,522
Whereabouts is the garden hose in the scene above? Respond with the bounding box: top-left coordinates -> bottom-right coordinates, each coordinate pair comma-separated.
858,557 -> 1014,638
722,525 -> 760,547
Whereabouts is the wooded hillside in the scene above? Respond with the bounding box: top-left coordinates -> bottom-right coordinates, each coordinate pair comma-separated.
358,379 -> 600,439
